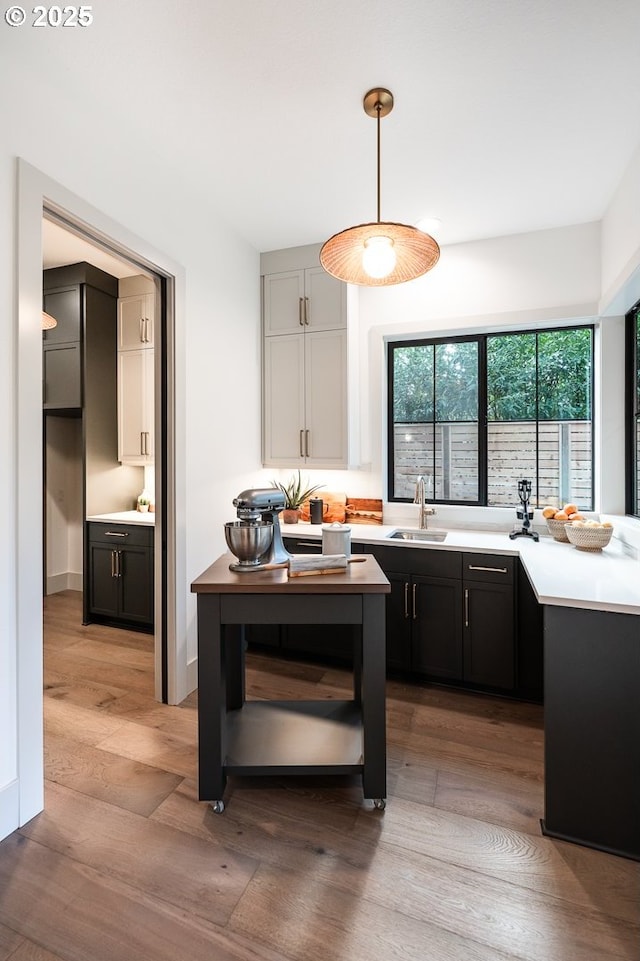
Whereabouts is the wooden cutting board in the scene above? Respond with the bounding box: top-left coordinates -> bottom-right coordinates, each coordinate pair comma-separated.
345,497 -> 383,525
299,492 -> 347,523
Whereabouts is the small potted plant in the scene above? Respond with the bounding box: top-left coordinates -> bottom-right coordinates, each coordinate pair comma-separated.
137,492 -> 150,513
271,471 -> 324,524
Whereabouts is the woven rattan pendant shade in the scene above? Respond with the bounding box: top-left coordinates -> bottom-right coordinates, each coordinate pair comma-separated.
41,311 -> 57,330
320,88 -> 440,287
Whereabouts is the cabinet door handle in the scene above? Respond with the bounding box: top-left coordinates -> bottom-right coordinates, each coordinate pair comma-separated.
105,531 -> 129,537
468,565 -> 508,574
304,296 -> 310,325
404,582 -> 409,619
117,551 -> 123,577
141,432 -> 145,455
464,588 -> 469,628
144,318 -> 150,343
299,297 -> 304,326
299,429 -> 304,457
412,583 -> 417,620
139,318 -> 145,343
305,429 -> 310,457
111,550 -> 116,578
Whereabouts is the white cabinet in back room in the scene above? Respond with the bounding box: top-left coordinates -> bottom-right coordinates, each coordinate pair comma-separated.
118,292 -> 154,350
118,348 -> 154,465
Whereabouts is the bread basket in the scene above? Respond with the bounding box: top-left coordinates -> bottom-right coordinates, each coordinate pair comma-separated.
545,517 -> 571,542
565,524 -> 613,552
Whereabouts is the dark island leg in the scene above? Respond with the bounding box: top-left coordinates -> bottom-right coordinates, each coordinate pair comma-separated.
361,594 -> 386,804
197,593 -> 227,802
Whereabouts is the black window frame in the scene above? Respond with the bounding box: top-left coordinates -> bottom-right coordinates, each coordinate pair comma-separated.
388,324 -> 594,507
625,301 -> 640,518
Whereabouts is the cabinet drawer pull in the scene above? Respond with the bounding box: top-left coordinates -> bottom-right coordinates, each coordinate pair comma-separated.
299,297 -> 304,326
294,541 -> 322,551
299,429 -> 304,457
304,296 -> 310,325
412,582 -> 417,620
404,582 -> 409,619
105,531 -> 129,537
468,565 -> 508,574
464,588 -> 469,627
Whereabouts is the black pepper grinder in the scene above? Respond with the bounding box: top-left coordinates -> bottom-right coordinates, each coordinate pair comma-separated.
309,498 -> 324,524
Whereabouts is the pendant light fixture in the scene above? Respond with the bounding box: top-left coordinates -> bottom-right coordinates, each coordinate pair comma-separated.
320,88 -> 440,286
41,311 -> 57,330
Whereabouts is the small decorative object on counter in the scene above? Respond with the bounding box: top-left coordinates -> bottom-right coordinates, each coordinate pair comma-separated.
566,520 -> 614,552
542,502 -> 585,542
270,471 -> 324,525
309,497 -> 326,524
509,478 -> 538,542
137,489 -> 151,513
322,521 -> 351,556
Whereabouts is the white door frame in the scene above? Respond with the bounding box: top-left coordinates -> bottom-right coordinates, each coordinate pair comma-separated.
16,159 -> 187,827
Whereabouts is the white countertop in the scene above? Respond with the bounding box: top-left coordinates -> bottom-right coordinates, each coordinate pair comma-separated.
280,521 -> 640,617
87,510 -> 155,526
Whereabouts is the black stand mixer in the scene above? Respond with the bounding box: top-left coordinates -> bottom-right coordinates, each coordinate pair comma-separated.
224,488 -> 292,572
509,478 -> 539,542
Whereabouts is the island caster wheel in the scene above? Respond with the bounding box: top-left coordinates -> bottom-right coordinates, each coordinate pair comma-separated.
373,798 -> 386,811
211,800 -> 225,814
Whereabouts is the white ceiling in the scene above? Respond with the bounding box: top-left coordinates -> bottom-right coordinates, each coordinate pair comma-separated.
40,0 -> 640,265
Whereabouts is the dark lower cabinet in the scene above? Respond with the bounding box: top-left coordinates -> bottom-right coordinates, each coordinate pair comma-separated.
86,522 -> 154,630
462,553 -> 515,690
246,534 -> 540,700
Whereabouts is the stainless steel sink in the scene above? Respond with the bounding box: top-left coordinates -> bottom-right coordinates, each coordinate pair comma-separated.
387,529 -> 448,542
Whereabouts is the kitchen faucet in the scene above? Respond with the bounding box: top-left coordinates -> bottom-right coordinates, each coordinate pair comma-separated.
414,475 -> 436,529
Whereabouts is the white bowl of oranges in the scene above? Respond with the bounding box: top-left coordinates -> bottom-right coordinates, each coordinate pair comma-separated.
542,504 -> 583,542
565,519 -> 614,552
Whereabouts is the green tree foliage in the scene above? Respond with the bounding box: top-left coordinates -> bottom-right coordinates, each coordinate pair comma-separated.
393,329 -> 591,424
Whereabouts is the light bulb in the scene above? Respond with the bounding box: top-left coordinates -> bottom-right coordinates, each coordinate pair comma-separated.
362,235 -> 396,279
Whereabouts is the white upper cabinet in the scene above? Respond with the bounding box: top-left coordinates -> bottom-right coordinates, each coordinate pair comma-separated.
261,246 -> 355,469
117,348 -> 154,465
118,292 -> 154,350
263,267 -> 346,336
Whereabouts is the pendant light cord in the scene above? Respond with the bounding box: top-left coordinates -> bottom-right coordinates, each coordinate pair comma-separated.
376,100 -> 382,224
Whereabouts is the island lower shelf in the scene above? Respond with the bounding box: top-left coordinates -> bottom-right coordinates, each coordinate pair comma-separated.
221,699 -> 363,775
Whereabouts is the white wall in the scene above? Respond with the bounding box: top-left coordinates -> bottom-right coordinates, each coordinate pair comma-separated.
601,140 -> 640,313
0,53 -> 261,838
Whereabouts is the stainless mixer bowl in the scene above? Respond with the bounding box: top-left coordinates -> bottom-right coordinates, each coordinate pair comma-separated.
224,521 -> 273,565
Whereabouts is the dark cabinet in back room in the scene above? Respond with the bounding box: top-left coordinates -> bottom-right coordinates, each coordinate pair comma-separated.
87,522 -> 154,631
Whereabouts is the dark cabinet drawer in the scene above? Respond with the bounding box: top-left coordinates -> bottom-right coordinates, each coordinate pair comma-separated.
463,553 -> 515,584
369,543 -> 462,578
88,521 -> 154,548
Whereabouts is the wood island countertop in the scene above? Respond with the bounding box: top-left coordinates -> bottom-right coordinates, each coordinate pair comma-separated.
191,552 -> 390,594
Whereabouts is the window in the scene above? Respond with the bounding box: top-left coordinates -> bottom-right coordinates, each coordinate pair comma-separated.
625,303 -> 640,517
388,326 -> 593,508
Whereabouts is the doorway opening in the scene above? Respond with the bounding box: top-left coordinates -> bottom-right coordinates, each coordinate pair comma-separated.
42,209 -> 171,702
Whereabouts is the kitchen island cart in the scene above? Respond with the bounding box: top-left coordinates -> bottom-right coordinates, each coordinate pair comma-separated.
191,552 -> 390,811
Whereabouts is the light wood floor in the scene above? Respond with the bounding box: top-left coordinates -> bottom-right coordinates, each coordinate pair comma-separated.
1,589 -> 638,961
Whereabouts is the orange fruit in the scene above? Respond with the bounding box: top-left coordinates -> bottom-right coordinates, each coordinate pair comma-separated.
554,510 -> 569,520
563,503 -> 578,516
542,506 -> 556,518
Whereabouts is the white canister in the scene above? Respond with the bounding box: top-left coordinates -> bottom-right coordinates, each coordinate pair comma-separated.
322,522 -> 351,557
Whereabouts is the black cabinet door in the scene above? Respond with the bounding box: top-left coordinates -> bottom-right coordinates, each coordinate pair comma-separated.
384,572 -> 412,671
411,575 -> 463,679
87,543 -> 119,618
463,580 -> 515,689
118,546 -> 154,625
43,343 -> 82,410
43,286 -> 81,344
